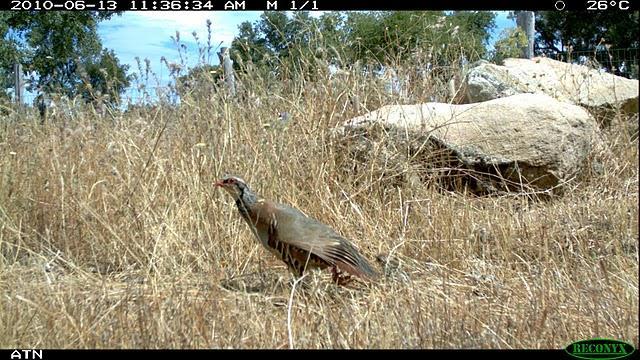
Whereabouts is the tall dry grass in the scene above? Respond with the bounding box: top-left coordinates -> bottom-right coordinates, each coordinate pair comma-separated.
1,26 -> 638,348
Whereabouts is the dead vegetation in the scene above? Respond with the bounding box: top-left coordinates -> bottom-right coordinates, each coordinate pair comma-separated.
0,46 -> 638,349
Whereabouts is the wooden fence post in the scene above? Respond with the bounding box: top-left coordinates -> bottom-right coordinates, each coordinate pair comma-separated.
516,11 -> 536,59
13,63 -> 24,106
217,47 -> 236,96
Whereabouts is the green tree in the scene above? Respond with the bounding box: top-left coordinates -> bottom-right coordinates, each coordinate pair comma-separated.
0,11 -> 129,104
536,11 -> 639,53
232,12 -> 316,64
450,11 -> 496,58
230,11 -> 495,74
491,27 -> 529,64
231,11 -> 332,81
0,12 -> 23,99
175,63 -> 223,98
535,11 -> 639,76
338,11 -> 495,78
78,49 -> 132,105
231,20 -> 269,68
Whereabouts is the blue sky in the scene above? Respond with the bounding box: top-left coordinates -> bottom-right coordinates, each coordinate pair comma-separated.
97,11 -> 514,103
97,11 -> 263,102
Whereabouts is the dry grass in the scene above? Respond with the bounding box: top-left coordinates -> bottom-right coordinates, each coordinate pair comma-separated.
0,59 -> 638,349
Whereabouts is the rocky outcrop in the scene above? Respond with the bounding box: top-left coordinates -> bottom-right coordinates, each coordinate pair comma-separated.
463,57 -> 639,123
335,93 -> 601,195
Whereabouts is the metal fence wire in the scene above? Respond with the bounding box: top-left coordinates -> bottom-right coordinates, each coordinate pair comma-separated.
545,47 -> 639,79
7,47 -> 639,108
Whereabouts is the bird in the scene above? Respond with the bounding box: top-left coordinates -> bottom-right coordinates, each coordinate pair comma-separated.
215,175 -> 379,285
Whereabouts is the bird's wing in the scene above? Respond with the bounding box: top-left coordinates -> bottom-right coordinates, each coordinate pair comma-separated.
270,203 -> 379,279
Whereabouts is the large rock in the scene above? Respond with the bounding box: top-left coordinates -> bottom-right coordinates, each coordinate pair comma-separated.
464,57 -> 639,122
335,93 -> 601,195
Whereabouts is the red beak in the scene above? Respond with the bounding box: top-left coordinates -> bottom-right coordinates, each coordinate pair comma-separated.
214,180 -> 224,187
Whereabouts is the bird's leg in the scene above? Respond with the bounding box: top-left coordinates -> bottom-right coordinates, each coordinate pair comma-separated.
331,266 -> 354,286
337,274 -> 354,286
331,266 -> 339,283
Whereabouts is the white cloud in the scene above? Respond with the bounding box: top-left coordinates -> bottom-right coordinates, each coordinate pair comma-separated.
132,11 -> 261,47
135,11 -> 215,28
99,11 -> 262,87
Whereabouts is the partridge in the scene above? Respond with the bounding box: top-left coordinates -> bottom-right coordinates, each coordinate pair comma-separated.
215,175 -> 379,285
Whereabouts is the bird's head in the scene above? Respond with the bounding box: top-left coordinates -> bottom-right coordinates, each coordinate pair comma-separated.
215,175 -> 249,200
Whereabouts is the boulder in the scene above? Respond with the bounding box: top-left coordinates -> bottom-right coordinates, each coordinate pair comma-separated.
335,93 -> 602,195
463,57 -> 639,122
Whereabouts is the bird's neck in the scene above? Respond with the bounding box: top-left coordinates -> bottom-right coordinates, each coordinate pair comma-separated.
235,187 -> 258,223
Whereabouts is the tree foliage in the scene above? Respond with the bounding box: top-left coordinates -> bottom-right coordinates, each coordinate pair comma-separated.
491,27 -> 529,64
175,63 -> 223,98
0,11 -> 131,104
535,11 -> 638,77
78,49 -> 132,104
231,11 -> 329,79
230,11 -> 496,75
536,11 -> 639,53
